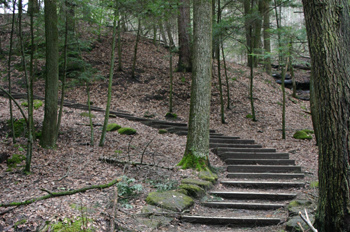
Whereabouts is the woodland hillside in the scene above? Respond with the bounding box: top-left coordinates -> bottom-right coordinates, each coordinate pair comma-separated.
0,19 -> 318,231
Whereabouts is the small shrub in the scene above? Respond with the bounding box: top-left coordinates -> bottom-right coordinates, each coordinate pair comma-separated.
117,176 -> 143,207
246,114 -> 253,119
21,100 -> 43,109
118,127 -> 136,135
106,123 -> 121,132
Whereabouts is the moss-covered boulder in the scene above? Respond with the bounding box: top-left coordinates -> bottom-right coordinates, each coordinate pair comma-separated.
146,190 -> 193,212
118,127 -> 137,135
165,112 -> 177,119
293,130 -> 313,140
181,178 -> 213,190
198,170 -> 218,182
288,200 -> 313,217
106,123 -> 121,132
179,184 -> 205,197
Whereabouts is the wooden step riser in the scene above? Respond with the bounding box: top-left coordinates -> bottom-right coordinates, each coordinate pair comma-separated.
219,153 -> 290,160
202,202 -> 285,210
210,136 -> 240,139
209,191 -> 296,200
227,173 -> 304,179
175,131 -> 222,136
221,182 -> 305,189
167,128 -> 216,133
181,216 -> 281,226
225,159 -> 295,165
210,144 -> 263,149
215,148 -> 277,155
210,139 -> 255,144
227,165 -> 302,173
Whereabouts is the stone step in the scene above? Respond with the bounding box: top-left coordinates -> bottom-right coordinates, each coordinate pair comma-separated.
209,191 -> 297,200
218,152 -> 289,160
145,120 -> 187,127
210,138 -> 255,144
167,127 -> 216,133
225,159 -> 295,165
221,180 -> 305,188
181,215 -> 281,226
227,165 -> 302,173
126,116 -> 152,122
210,143 -> 263,149
227,172 -> 305,179
174,131 -> 222,136
214,148 -> 277,155
202,201 -> 285,210
210,135 -> 240,139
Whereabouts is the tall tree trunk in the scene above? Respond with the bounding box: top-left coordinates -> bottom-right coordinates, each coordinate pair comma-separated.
99,4 -> 118,147
249,24 -> 256,121
7,0 -> 16,143
131,18 -> 141,79
169,49 -> 173,113
221,40 -> 231,109
216,0 -> 225,124
165,20 -> 175,48
177,0 -> 192,72
159,20 -> 167,46
41,0 -> 59,148
117,16 -> 122,71
243,0 -> 252,67
303,0 -> 350,231
262,0 -> 271,74
178,0 -> 213,173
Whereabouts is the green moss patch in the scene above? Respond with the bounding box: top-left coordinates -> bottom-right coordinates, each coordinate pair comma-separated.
158,129 -> 168,134
106,123 -> 121,132
47,217 -> 94,232
118,127 -> 136,135
7,118 -> 27,137
145,191 -> 194,212
80,112 -> 96,118
165,112 -> 177,119
21,100 -> 43,110
179,184 -> 204,198
181,178 -> 213,190
293,130 -> 313,140
7,154 -> 26,168
198,170 -> 218,182
310,181 -> 318,188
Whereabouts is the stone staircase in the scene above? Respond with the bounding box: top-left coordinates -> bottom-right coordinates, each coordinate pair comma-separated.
0,91 -> 305,229
138,119 -> 305,228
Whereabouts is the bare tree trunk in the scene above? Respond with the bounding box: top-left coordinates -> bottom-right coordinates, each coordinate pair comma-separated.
262,0 -> 271,74
131,18 -> 141,79
178,0 -> 213,173
303,0 -> 350,231
177,0 -> 192,72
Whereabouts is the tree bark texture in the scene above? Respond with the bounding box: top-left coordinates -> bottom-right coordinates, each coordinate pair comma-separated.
262,0 -> 271,74
177,0 -> 192,72
179,0 -> 212,171
302,0 -> 350,231
41,0 -> 59,148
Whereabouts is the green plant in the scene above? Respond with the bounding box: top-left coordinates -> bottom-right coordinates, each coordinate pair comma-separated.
277,101 -> 283,106
147,179 -> 178,192
246,114 -> 253,119
7,118 -> 26,137
181,76 -> 186,83
310,181 -> 319,188
158,129 -> 167,134
14,219 -> 27,229
117,176 -> 143,208
7,154 -> 26,168
22,100 -> 43,110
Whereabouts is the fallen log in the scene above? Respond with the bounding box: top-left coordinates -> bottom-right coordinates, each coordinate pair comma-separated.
0,177 -> 122,208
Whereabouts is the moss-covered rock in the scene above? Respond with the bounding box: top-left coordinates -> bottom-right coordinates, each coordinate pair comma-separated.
288,200 -> 313,216
198,170 -> 218,182
158,129 -> 168,134
286,215 -> 315,232
181,178 -> 213,190
293,130 -> 313,140
118,127 -> 137,135
106,123 -> 121,132
80,112 -> 96,118
145,190 -> 194,212
179,184 -> 205,197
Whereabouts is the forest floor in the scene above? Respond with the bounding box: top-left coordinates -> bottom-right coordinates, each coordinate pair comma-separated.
0,22 -> 317,231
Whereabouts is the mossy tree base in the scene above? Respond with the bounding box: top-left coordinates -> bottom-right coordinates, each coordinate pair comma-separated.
177,152 -> 210,172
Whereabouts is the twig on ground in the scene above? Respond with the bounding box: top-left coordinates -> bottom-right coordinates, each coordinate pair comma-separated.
299,209 -> 318,232
56,150 -> 74,181
140,137 -> 156,164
